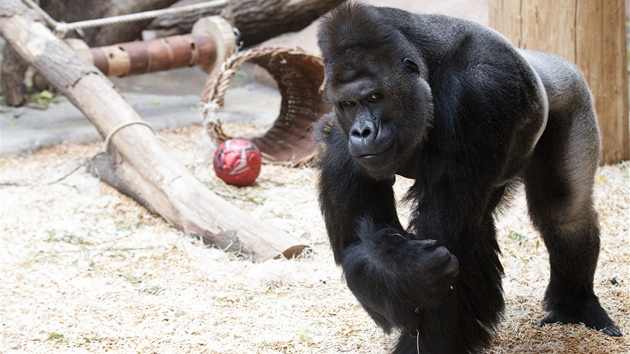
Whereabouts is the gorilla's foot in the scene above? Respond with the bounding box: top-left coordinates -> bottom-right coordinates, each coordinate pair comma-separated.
537,297 -> 622,336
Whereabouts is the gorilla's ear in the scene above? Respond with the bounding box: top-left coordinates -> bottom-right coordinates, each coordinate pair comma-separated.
404,58 -> 420,75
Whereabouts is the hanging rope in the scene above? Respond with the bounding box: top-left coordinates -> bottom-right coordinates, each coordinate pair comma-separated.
20,0 -> 228,37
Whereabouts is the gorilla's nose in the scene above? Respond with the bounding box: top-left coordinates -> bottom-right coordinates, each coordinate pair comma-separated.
349,119 -> 386,157
350,119 -> 378,145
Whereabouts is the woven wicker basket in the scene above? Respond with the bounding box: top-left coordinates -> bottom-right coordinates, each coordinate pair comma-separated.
201,47 -> 330,166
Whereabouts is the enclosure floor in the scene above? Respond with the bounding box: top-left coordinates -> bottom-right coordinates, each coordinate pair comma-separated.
1,124 -> 628,353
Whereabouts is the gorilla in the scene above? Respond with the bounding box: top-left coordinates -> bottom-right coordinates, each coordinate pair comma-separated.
315,2 -> 621,353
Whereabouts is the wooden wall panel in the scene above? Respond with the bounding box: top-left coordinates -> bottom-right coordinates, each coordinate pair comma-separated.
489,0 -> 522,45
575,0 -> 604,157
520,0 -> 576,61
489,0 -> 629,164
598,0 -> 629,164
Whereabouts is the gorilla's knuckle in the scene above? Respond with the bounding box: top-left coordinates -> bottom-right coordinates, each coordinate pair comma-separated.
446,255 -> 460,276
433,246 -> 451,261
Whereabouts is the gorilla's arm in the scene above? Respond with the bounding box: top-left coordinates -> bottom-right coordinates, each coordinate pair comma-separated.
317,116 -> 459,331
317,115 -> 402,261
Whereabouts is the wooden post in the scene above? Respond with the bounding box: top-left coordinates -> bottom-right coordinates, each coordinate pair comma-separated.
65,16 -> 236,77
67,33 -> 218,77
0,0 -> 308,261
489,0 -> 629,165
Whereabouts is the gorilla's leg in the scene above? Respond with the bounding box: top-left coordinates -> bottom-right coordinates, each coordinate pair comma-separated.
523,107 -> 621,336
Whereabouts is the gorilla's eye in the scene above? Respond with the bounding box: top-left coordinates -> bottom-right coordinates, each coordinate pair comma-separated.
367,93 -> 382,103
340,100 -> 356,108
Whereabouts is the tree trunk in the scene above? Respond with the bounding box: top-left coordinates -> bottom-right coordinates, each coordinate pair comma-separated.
148,0 -> 347,47
1,45 -> 28,106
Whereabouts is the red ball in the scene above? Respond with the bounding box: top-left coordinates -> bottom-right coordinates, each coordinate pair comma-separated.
213,138 -> 262,187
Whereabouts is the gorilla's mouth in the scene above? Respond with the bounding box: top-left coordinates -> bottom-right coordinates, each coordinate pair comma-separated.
350,141 -> 393,159
353,146 -> 392,162
352,144 -> 396,176
357,152 -> 387,159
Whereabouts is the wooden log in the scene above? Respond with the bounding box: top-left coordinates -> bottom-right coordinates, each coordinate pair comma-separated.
0,0 -> 308,261
147,0 -> 347,47
39,0 -> 180,46
489,0 -> 629,165
0,44 -> 28,106
66,34 -> 217,77
66,21 -> 232,78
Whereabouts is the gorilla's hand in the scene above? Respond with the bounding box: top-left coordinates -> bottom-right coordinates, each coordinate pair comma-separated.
344,220 -> 459,309
406,238 -> 460,295
369,226 -> 459,299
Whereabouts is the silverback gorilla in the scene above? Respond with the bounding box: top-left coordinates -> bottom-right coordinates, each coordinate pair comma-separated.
315,2 -> 621,353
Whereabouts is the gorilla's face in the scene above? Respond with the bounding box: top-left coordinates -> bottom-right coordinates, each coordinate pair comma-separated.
333,76 -> 398,177
325,56 -> 434,179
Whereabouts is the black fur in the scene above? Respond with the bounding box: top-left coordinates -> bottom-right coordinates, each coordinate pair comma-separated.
316,3 -> 621,353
